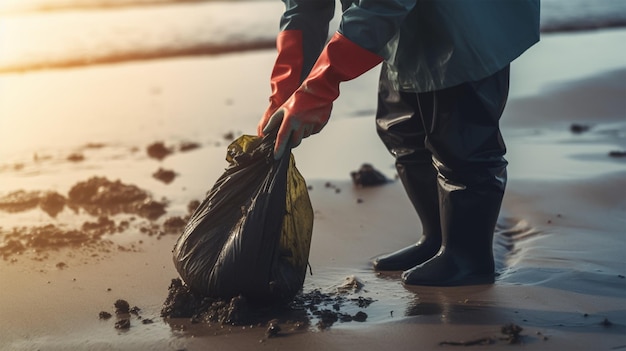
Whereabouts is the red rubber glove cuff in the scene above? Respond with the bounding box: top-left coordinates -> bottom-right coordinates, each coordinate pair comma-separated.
264,32 -> 383,159
257,30 -> 304,136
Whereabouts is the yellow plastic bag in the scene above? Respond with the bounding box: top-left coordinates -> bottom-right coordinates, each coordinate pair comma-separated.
172,134 -> 313,303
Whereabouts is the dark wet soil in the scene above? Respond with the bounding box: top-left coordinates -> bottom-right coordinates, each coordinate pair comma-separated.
146,142 -> 173,160
161,277 -> 375,334
0,176 -> 190,260
68,176 -> 167,219
438,323 -> 529,346
100,299 -> 153,330
152,168 -> 177,184
350,163 -> 389,187
147,140 -> 202,160
179,141 -> 201,152
0,190 -> 67,217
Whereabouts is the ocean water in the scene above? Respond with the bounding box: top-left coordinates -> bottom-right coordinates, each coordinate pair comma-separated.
0,0 -> 625,73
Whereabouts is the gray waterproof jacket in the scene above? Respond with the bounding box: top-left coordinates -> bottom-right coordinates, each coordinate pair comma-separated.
280,0 -> 540,92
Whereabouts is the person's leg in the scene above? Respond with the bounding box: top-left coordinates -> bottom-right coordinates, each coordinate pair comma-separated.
372,87 -> 442,271
402,65 -> 510,286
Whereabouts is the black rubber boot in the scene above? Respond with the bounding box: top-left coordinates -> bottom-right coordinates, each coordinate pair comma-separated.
373,162 -> 441,271
401,159 -> 506,286
372,88 -> 442,271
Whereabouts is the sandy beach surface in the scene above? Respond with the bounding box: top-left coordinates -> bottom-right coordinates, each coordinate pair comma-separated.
1,17 -> 625,351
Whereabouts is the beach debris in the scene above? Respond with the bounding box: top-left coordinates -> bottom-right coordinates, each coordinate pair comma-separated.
439,323 -> 527,346
0,224 -> 108,260
115,319 -> 131,330
324,181 -> 342,193
187,200 -> 201,214
129,306 -> 141,315
179,141 -> 201,152
161,279 -> 253,325
223,131 -> 235,141
162,277 -> 375,332
152,167 -> 177,184
68,176 -> 167,219
163,216 -> 187,234
98,299 -> 149,330
265,319 -> 281,338
570,123 -> 591,133
173,135 -> 313,304
146,141 -> 173,160
0,190 -> 41,212
352,311 -> 368,322
600,318 -> 613,327
608,150 -> 626,158
439,337 -> 494,346
0,190 -> 67,217
114,299 -> 130,315
66,153 -> 85,162
39,191 -> 67,217
336,275 -> 364,294
350,163 -> 389,187
501,323 -> 524,344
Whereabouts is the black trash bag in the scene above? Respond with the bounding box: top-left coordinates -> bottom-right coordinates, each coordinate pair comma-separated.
172,134 -> 313,303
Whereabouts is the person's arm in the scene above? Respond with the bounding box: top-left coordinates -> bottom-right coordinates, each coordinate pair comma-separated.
257,0 -> 335,136
261,0 -> 416,159
339,0 -> 415,56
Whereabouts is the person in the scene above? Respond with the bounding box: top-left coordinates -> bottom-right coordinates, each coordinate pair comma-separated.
257,0 -> 540,286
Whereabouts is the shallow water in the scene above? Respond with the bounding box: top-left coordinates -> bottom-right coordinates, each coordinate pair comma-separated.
1,0 -> 625,73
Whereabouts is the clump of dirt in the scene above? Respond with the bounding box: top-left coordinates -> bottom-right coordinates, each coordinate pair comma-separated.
146,142 -> 173,160
161,278 -> 252,325
163,216 -> 187,234
115,319 -> 131,330
223,131 -> 235,141
179,141 -> 201,152
0,176 -> 192,260
336,275 -> 364,294
67,153 -> 85,162
350,163 -> 389,187
501,323 -> 524,344
161,276 -> 376,332
0,223 -> 112,259
100,299 -> 152,330
608,150 -> 626,158
0,190 -> 67,217
570,123 -> 591,133
0,190 -> 41,212
152,168 -> 177,184
39,191 -> 66,217
68,176 -> 166,220
291,289 -> 373,329
187,200 -> 200,215
115,299 -> 130,314
439,323 -> 528,346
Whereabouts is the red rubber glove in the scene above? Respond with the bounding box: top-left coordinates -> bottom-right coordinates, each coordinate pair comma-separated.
261,32 -> 383,159
257,30 -> 304,137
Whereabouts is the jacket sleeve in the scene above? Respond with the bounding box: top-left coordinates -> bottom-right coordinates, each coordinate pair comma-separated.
279,0 -> 335,81
339,0 -> 416,55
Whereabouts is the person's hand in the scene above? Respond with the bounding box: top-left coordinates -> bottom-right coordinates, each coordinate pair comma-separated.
259,32 -> 383,159
262,93 -> 333,159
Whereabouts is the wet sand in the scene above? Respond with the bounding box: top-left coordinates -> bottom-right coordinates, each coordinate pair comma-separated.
0,29 -> 625,350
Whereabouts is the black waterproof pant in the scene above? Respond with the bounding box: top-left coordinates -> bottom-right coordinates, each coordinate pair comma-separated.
374,65 -> 510,285
376,65 -> 510,183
